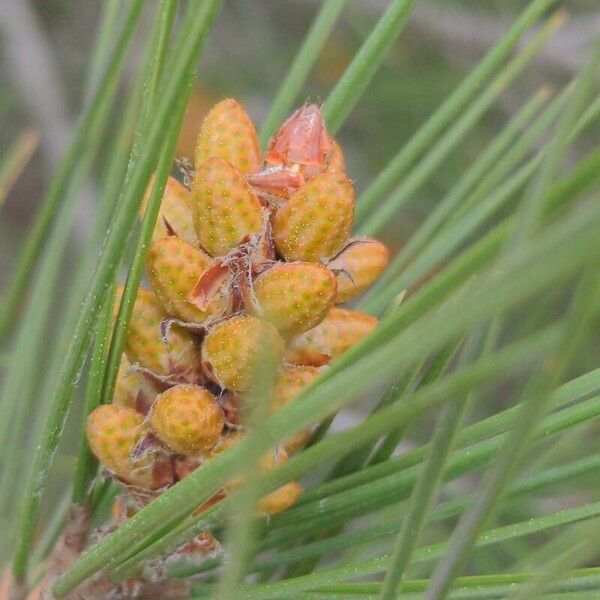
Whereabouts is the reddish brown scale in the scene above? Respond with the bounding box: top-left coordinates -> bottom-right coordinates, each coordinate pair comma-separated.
267,104 -> 331,169
193,491 -> 227,516
149,459 -> 177,491
246,165 -> 304,200
189,216 -> 276,315
219,391 -> 245,428
147,236 -> 234,325
173,456 -> 202,481
188,260 -> 236,313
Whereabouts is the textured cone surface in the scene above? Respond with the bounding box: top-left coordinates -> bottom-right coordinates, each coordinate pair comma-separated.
147,236 -> 231,323
86,405 -> 156,489
202,315 -> 285,391
271,365 -> 320,454
194,98 -> 260,175
150,384 -> 224,455
286,307 -> 378,366
273,172 -> 354,262
141,176 -> 197,246
114,354 -> 160,413
259,480 -> 303,515
192,157 -> 264,257
248,262 -> 337,337
125,287 -> 202,380
328,238 -> 389,303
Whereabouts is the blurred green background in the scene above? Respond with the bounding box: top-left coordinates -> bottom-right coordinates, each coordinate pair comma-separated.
2,0 -> 598,280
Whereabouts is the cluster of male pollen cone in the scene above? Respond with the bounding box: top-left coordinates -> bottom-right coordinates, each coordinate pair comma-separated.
86,99 -> 389,560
